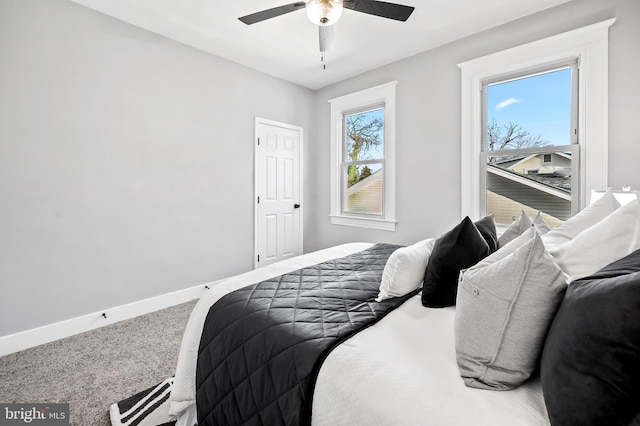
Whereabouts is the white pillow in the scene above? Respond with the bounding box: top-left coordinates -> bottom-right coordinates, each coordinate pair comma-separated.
542,189 -> 621,246
547,191 -> 640,281
376,238 -> 436,302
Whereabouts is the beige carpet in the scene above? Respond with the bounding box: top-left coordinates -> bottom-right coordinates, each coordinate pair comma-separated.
0,300 -> 197,426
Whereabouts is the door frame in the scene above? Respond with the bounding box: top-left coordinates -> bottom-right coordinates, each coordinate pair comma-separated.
254,117 -> 304,269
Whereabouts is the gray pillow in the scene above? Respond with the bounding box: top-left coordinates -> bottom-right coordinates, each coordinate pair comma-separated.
497,210 -> 533,247
531,211 -> 551,235
454,227 -> 567,390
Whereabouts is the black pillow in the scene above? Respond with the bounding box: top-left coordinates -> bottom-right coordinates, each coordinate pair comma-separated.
540,249 -> 640,426
474,214 -> 498,253
421,216 -> 491,308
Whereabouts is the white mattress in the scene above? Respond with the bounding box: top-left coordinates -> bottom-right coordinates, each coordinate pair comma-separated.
170,243 -> 550,426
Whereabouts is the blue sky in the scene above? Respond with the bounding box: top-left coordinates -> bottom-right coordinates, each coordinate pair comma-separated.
487,67 -> 572,147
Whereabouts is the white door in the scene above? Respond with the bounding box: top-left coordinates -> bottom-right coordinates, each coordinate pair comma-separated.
254,118 -> 303,268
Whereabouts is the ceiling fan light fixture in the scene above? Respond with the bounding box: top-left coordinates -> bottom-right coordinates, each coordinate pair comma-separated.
305,0 -> 343,26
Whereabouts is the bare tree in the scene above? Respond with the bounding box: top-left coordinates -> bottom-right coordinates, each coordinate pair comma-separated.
487,118 -> 548,152
346,113 -> 383,185
346,114 -> 383,162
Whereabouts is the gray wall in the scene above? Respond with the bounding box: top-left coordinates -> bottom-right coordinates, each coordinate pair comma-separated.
306,0 -> 640,251
0,0 -> 315,336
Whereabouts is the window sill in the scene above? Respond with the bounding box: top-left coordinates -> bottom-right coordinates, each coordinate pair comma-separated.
330,215 -> 397,232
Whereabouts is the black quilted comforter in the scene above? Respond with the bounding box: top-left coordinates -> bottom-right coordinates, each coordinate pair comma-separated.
196,243 -> 415,426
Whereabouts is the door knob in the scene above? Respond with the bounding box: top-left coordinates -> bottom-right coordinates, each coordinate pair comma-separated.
294,203 -> 301,209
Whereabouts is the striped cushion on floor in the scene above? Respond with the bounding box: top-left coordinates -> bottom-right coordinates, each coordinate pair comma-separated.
110,377 -> 175,426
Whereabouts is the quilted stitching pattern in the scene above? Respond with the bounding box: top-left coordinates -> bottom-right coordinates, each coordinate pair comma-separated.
196,243 -> 410,426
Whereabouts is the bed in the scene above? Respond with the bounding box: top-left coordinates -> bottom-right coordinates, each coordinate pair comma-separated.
169,189 -> 640,426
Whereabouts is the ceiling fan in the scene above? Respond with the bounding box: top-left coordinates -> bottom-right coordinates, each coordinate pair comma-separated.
238,0 -> 415,68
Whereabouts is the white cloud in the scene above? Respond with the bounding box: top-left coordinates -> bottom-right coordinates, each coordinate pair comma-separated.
495,98 -> 521,111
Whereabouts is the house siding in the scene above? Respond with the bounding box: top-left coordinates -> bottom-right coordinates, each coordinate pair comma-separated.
487,191 -> 564,227
487,172 -> 570,224
347,174 -> 383,215
510,153 -> 572,174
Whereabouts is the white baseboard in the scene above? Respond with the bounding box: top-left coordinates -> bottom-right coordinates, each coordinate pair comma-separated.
0,283 -> 212,357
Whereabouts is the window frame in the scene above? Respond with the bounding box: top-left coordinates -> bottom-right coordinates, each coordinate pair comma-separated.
329,81 -> 397,231
341,104 -> 385,217
481,61 -> 580,219
458,19 -> 615,221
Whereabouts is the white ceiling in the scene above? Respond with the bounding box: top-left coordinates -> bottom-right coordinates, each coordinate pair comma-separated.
69,0 -> 571,90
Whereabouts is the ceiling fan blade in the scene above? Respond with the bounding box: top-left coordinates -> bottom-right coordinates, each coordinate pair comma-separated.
343,0 -> 414,22
238,2 -> 306,25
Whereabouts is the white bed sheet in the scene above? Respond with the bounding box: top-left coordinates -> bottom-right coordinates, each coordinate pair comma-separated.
170,242 -> 550,426
312,296 -> 550,426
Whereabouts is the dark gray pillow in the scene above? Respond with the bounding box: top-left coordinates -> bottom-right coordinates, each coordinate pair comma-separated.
540,249 -> 640,425
455,228 -> 567,390
474,214 -> 498,253
421,216 -> 490,308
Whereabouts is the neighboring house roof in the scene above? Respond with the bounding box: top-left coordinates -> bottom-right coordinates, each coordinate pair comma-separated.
524,172 -> 571,192
492,156 -> 527,167
487,164 -> 571,201
346,169 -> 383,196
487,151 -> 572,197
554,151 -> 572,161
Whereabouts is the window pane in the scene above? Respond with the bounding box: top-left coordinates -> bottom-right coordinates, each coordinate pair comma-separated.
486,151 -> 572,226
486,68 -> 572,151
344,163 -> 383,215
345,108 -> 384,162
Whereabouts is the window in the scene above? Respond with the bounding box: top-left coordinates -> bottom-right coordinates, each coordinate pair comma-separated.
482,64 -> 579,226
329,82 -> 397,231
343,106 -> 385,215
459,19 -> 615,223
